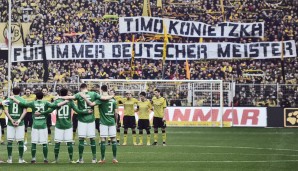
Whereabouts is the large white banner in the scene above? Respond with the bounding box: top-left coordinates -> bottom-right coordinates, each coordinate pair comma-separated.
12,41 -> 296,62
119,16 -> 265,38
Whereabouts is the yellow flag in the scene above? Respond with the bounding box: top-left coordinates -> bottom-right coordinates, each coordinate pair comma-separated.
131,35 -> 135,76
185,59 -> 190,80
163,21 -> 169,63
199,37 -> 203,43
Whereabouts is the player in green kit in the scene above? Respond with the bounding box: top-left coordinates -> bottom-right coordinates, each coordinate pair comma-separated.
81,85 -> 118,164
10,91 -> 68,163
60,83 -> 112,163
4,87 -> 27,163
42,88 -> 93,163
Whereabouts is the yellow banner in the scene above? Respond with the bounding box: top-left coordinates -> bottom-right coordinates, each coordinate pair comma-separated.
0,22 -> 31,45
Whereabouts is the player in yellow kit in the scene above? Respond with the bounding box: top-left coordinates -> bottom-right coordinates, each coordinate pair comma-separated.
135,92 -> 152,146
151,89 -> 167,146
0,91 -> 6,145
121,91 -> 138,145
42,87 -> 55,144
22,88 -> 36,144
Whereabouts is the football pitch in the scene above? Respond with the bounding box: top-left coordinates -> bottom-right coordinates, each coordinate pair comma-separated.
0,127 -> 297,171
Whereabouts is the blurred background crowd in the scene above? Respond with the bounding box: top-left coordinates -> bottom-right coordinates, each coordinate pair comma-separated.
0,0 -> 297,107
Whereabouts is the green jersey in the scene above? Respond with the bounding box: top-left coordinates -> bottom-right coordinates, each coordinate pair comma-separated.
19,100 -> 57,129
74,91 -> 101,123
7,96 -> 26,126
95,99 -> 117,126
44,99 -> 90,129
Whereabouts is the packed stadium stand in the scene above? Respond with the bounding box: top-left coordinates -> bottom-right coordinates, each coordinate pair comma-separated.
0,0 -> 297,107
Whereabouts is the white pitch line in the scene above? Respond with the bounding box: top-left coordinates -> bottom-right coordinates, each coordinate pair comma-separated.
120,160 -> 298,164
19,144 -> 298,153
169,145 -> 298,152
167,131 -> 295,135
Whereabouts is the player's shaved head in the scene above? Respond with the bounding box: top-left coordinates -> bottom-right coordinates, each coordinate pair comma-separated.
35,91 -> 44,99
12,87 -> 21,95
101,85 -> 108,92
80,83 -> 88,90
60,88 -> 68,96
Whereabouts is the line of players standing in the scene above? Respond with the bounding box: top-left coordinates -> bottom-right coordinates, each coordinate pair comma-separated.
0,85 -> 167,163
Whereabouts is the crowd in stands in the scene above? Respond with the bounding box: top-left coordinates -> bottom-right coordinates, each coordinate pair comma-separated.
0,0 -> 297,107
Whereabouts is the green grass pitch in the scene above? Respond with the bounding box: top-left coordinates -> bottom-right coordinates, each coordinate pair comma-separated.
0,127 -> 297,171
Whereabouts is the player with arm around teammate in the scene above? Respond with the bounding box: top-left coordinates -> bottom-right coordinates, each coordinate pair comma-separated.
43,88 -> 93,163
10,91 -> 68,163
59,83 -> 113,163
81,85 -> 119,164
22,88 -> 36,145
108,89 -> 122,145
42,87 -> 55,145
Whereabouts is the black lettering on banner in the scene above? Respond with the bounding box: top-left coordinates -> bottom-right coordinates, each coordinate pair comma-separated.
218,44 -> 230,57
169,20 -> 179,35
271,43 -> 281,56
166,44 -> 174,59
179,22 -> 187,35
259,43 -> 270,57
23,46 -> 33,60
252,23 -> 262,37
175,44 -> 186,58
154,44 -> 163,58
249,43 -> 259,58
184,23 -> 190,36
72,45 -> 84,58
229,23 -> 238,37
190,23 -> 201,37
144,44 -> 153,57
284,41 -> 293,56
207,26 -> 216,36
244,44 -> 248,57
136,18 -> 139,32
13,48 -> 21,61
112,44 -> 121,58
197,45 -> 207,59
240,24 -> 250,37
187,44 -> 196,58
124,18 -> 133,32
122,44 -> 131,58
153,19 -> 163,33
35,47 -> 43,60
34,47 -> 38,59
52,45 -> 55,58
202,24 -> 207,36
56,45 -> 68,58
218,23 -> 227,36
232,44 -> 241,57
134,44 -> 142,57
95,45 -> 104,58
141,17 -> 153,32
85,45 -> 93,58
